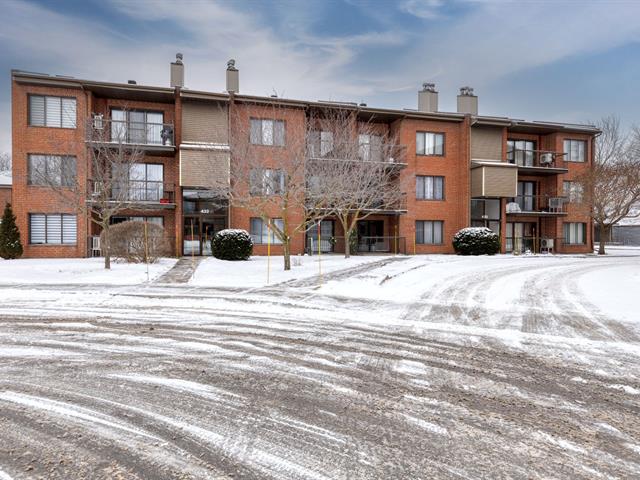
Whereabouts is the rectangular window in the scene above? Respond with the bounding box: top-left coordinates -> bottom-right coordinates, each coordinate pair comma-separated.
110,109 -> 165,145
112,163 -> 164,201
250,168 -> 285,196
563,139 -> 586,162
29,95 -> 76,128
250,118 -> 285,146
563,222 -> 587,244
29,214 -> 77,245
28,154 -> 76,187
416,132 -> 444,156
415,220 -> 444,245
563,181 -> 584,203
358,134 -> 383,161
250,218 -> 284,244
416,176 -> 444,200
507,140 -> 536,167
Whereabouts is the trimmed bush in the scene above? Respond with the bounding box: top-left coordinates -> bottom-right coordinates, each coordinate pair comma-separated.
102,220 -> 169,263
453,227 -> 500,256
212,229 -> 253,260
0,203 -> 23,259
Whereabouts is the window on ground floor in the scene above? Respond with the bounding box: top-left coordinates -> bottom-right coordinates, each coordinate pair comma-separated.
250,217 -> 284,244
563,222 -> 587,245
415,220 -> 444,245
29,213 -> 77,245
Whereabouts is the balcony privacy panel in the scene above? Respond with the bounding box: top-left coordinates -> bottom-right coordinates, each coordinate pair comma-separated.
182,101 -> 229,144
471,126 -> 503,161
471,164 -> 517,197
180,149 -> 230,188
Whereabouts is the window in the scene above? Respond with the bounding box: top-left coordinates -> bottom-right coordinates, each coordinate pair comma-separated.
416,176 -> 444,200
563,139 -> 586,162
415,220 -> 444,245
563,222 -> 586,244
416,132 -> 444,156
28,155 -> 76,187
507,140 -> 536,167
29,95 -> 76,128
358,134 -> 383,161
250,168 -> 285,196
471,198 -> 501,235
113,163 -> 164,201
111,109 -> 166,145
29,214 -> 77,245
511,181 -> 535,211
250,118 -> 285,146
250,218 -> 284,244
563,181 -> 584,203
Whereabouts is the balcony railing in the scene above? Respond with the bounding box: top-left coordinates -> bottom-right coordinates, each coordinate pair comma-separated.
307,141 -> 407,165
306,236 -> 407,255
506,195 -> 567,215
90,180 -> 175,205
86,117 -> 175,147
507,149 -> 566,169
307,194 -> 407,214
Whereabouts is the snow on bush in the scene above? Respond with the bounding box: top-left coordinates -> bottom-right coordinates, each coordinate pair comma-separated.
452,227 -> 500,256
211,229 -> 253,261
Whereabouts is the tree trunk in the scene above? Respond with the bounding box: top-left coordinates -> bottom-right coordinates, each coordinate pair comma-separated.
283,239 -> 291,271
344,228 -> 351,259
598,223 -> 608,255
102,226 -> 111,269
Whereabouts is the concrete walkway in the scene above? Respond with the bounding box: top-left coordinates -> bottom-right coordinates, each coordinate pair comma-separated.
154,256 -> 203,284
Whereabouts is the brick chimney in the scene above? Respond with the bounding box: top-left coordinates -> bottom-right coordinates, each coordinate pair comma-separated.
226,59 -> 239,93
418,82 -> 438,113
170,53 -> 184,88
457,86 -> 477,115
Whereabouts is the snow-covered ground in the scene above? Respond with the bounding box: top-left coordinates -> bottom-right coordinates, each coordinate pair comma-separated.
0,257 -> 177,285
0,251 -> 639,479
190,254 -> 394,288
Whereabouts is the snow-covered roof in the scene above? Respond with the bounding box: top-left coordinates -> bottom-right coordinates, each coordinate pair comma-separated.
0,171 -> 11,186
617,206 -> 640,227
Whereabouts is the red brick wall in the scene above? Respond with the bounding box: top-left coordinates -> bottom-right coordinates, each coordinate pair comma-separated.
0,187 -> 11,210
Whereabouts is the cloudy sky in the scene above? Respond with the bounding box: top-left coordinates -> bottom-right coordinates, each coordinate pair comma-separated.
2,0 -> 640,154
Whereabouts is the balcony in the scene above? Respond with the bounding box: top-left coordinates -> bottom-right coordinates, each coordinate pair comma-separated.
86,117 -> 175,154
507,149 -> 568,175
89,180 -> 176,209
506,195 -> 567,216
307,193 -> 407,215
307,141 -> 407,168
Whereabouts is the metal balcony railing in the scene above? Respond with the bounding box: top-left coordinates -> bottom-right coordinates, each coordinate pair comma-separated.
505,195 -> 567,214
86,117 -> 175,147
90,180 -> 175,204
306,236 -> 407,255
506,149 -> 566,169
307,141 -> 407,165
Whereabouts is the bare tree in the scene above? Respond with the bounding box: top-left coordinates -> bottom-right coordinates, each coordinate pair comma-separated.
306,108 -> 407,258
229,100 -> 325,271
0,152 -> 11,172
578,116 -> 640,254
32,114 -> 152,269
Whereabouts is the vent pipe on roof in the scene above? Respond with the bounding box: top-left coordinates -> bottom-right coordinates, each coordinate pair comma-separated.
127,80 -> 137,85
170,53 -> 184,88
418,82 -> 438,113
457,86 -> 477,115
226,59 -> 239,94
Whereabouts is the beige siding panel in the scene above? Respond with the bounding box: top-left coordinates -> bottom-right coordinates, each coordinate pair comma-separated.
182,101 -> 229,143
471,165 -> 517,197
471,167 -> 484,197
471,126 -> 503,161
180,150 -> 230,188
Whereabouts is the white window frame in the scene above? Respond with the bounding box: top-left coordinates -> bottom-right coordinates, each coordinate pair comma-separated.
29,213 -> 77,245
563,139 -> 586,163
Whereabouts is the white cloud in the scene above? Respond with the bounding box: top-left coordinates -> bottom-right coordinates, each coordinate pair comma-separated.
399,0 -> 446,19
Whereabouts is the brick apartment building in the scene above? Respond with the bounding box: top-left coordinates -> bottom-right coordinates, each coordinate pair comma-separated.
10,55 -> 597,258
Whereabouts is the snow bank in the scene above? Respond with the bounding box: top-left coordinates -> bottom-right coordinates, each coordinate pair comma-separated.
0,257 -> 177,285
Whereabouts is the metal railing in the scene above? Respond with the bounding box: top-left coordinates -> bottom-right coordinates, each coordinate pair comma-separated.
507,149 -> 566,169
90,180 -> 175,204
307,141 -> 407,165
505,195 -> 567,214
306,235 -> 407,254
87,117 -> 175,147
506,236 -> 585,253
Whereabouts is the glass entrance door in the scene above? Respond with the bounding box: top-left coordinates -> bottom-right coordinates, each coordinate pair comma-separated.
183,216 -> 201,255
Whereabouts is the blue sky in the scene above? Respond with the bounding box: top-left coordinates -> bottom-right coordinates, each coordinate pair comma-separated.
2,0 -> 640,153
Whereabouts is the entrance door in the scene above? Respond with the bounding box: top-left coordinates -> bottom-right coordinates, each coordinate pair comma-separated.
183,216 -> 201,255
307,220 -> 334,253
357,220 -> 386,252
201,218 -> 226,255
506,222 -> 537,253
